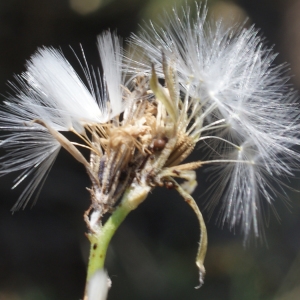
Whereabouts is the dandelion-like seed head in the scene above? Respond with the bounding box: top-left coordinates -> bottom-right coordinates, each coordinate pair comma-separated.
127,3 -> 300,240
1,2 -> 300,293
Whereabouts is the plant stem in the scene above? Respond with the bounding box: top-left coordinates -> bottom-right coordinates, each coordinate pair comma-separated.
86,203 -> 130,280
84,183 -> 151,299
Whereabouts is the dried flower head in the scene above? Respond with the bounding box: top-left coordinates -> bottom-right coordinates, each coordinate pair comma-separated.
0,3 -> 300,295
127,4 -> 300,240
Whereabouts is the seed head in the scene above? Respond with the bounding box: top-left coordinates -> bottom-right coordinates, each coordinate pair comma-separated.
0,3 -> 300,290
126,3 -> 300,239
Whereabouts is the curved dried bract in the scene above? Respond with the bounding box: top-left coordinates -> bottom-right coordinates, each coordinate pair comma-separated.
1,4 -> 300,294
127,4 -> 300,239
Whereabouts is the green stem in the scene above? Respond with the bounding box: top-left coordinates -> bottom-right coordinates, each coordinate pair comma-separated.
84,184 -> 151,296
86,203 -> 131,280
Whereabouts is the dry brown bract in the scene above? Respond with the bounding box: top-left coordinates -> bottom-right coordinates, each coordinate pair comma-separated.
40,56 -> 207,287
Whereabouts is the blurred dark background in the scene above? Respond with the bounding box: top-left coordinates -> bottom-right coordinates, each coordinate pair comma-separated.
1,0 -> 300,299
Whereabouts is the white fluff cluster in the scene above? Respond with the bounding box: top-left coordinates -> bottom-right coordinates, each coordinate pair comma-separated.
127,5 -> 300,239
0,4 -> 299,240
0,32 -> 126,210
